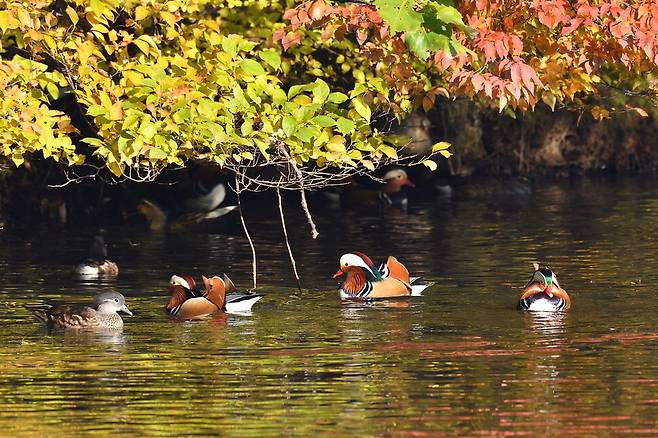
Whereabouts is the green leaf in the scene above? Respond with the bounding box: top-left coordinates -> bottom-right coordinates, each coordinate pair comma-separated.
282,116 -> 297,137
327,92 -> 349,104
239,59 -> 266,76
271,88 -> 287,105
295,126 -> 315,143
149,147 -> 168,159
336,117 -> 355,135
353,97 -> 371,122
312,115 -> 335,127
241,120 -> 253,136
405,30 -> 450,60
312,79 -> 330,103
259,51 -> 281,70
374,0 -> 423,34
288,84 -> 310,99
221,34 -> 240,57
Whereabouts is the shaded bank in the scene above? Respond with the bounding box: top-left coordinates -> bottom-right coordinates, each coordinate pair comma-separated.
0,104 -> 656,225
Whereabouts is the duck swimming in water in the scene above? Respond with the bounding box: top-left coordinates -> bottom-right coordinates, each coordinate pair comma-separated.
518,263 -> 571,311
74,236 -> 118,277
166,274 -> 263,318
31,292 -> 132,329
334,252 -> 431,299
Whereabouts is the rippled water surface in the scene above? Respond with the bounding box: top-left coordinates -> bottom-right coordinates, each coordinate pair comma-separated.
2,176 -> 658,436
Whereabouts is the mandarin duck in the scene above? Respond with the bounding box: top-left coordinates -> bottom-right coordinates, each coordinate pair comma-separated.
166,274 -> 262,319
321,169 -> 415,210
74,236 -> 119,277
378,169 -> 415,209
334,252 -> 431,299
518,263 -> 571,311
31,292 -> 132,329
137,199 -> 237,231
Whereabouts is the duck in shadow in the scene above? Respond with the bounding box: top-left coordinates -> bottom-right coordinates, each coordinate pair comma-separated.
74,236 -> 118,277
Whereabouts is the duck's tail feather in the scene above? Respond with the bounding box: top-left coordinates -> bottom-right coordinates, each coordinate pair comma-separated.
25,305 -> 51,324
225,294 -> 263,313
410,282 -> 435,297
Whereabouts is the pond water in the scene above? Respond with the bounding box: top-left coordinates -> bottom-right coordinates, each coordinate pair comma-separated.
2,176 -> 658,436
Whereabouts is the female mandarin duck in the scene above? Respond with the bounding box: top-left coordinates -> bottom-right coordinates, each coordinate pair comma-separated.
166,274 -> 262,319
518,263 -> 571,311
32,292 -> 132,329
74,236 -> 118,277
334,252 -> 430,299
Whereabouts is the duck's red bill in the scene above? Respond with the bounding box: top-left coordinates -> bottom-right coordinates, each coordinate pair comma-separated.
333,270 -> 344,278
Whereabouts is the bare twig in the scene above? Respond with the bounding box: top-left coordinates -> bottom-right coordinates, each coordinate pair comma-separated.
235,174 -> 257,290
277,187 -> 302,292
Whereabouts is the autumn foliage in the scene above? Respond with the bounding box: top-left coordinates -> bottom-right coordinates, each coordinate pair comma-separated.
0,0 -> 655,181
280,0 -> 657,117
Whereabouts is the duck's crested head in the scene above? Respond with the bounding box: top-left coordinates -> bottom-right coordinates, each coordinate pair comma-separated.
334,252 -> 377,278
170,274 -> 196,290
529,263 -> 561,297
383,169 -> 415,188
92,292 -> 132,315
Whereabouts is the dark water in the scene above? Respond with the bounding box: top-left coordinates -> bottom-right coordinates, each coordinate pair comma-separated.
2,176 -> 658,436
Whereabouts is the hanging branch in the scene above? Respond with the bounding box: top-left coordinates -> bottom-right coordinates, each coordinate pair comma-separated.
278,145 -> 319,239
234,174 -> 257,290
277,187 -> 302,292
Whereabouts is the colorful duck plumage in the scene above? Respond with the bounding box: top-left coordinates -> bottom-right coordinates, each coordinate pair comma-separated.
378,169 -> 415,209
166,274 -> 262,319
31,292 -> 132,329
334,252 -> 431,299
518,263 -> 571,311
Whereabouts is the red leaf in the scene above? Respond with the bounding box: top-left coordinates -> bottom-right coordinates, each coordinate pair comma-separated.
283,8 -> 297,20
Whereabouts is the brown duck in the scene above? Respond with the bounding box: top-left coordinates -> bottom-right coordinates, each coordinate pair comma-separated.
32,292 -> 132,329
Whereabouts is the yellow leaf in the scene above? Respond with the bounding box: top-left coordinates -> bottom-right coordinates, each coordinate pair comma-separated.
78,41 -> 95,65
133,38 -> 150,55
379,145 -> 398,159
353,97 -> 371,122
422,159 -> 437,171
431,141 -> 451,152
43,34 -> 57,50
65,6 -> 79,25
0,11 -> 21,32
135,6 -> 149,21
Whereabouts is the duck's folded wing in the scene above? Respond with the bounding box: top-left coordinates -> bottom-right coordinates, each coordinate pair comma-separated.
45,305 -> 99,327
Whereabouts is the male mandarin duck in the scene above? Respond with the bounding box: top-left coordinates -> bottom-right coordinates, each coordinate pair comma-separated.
31,292 -> 132,329
378,169 -> 415,209
334,252 -> 431,299
321,169 -> 415,210
166,274 -> 262,319
74,236 -> 119,277
518,263 -> 571,311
